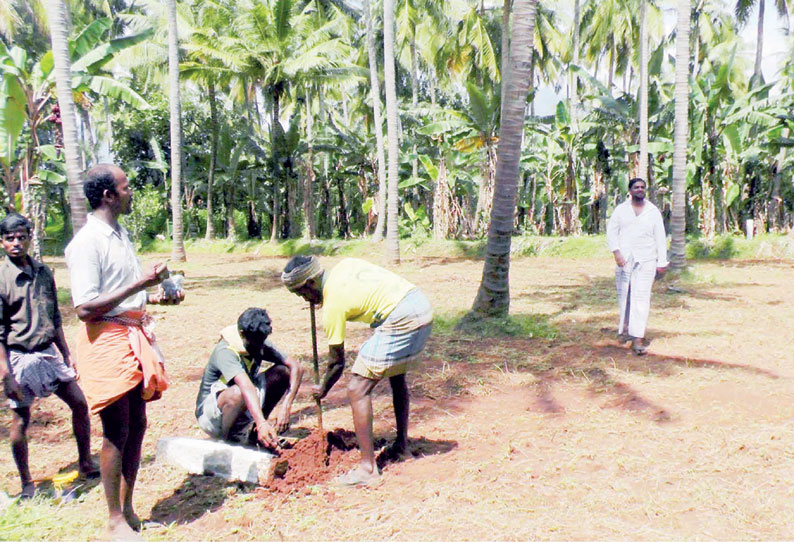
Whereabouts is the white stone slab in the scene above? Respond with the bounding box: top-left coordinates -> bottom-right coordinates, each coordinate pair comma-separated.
157,437 -> 277,484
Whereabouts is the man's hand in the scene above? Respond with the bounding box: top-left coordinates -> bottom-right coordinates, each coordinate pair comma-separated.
255,419 -> 279,449
275,404 -> 291,433
656,266 -> 667,278
2,373 -> 23,403
148,290 -> 185,305
140,262 -> 169,289
613,250 -> 627,267
309,384 -> 326,400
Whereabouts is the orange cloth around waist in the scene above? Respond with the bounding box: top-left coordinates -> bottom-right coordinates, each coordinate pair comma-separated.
75,310 -> 169,415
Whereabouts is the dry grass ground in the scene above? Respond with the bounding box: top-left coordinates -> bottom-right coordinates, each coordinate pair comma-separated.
1,252 -> 793,540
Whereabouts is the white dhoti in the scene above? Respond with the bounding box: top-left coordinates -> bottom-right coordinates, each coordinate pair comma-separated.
615,259 -> 656,339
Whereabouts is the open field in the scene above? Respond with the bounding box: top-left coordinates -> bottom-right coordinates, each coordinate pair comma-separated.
2,251 -> 793,540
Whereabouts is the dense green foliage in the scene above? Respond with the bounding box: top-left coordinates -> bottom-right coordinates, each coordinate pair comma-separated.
1,0 -> 793,251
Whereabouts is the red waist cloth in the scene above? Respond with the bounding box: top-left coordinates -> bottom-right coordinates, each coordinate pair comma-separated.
75,310 -> 169,415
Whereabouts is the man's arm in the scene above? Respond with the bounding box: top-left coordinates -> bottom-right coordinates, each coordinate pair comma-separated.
274,355 -> 304,433
606,206 -> 625,266
75,263 -> 167,321
52,326 -> 72,368
0,342 -> 23,402
231,371 -> 278,448
653,209 -> 668,274
314,343 -> 345,399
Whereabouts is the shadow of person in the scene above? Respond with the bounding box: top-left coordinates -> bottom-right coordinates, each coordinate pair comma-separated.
376,437 -> 458,470
150,474 -> 253,526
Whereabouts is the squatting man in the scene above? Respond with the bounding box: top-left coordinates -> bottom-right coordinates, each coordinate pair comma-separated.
195,308 -> 303,448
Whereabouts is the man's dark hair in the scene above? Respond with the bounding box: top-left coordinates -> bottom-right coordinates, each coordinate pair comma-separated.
238,308 -> 273,342
628,178 -> 646,189
284,255 -> 313,274
0,213 -> 32,236
84,164 -> 119,210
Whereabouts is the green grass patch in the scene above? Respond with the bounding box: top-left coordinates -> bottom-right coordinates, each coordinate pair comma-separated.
686,232 -> 794,260
56,286 -> 71,307
0,493 -> 105,540
512,234 -> 607,258
43,231 -> 794,262
433,311 -> 558,339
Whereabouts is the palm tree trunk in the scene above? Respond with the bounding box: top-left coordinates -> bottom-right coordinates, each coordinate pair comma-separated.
570,0 -> 580,125
166,0 -> 186,261
47,0 -> 87,232
471,0 -> 537,317
304,88 -> 316,239
80,108 -> 97,166
104,96 -> 113,157
433,156 -> 452,239
753,0 -> 765,85
638,0 -> 649,180
670,0 -> 690,271
270,86 -> 283,243
500,0 -> 511,112
365,0 -> 388,242
383,0 -> 401,263
205,80 -> 218,239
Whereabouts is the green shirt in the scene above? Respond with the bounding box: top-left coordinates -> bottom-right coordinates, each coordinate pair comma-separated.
194,330 -> 287,417
0,256 -> 63,351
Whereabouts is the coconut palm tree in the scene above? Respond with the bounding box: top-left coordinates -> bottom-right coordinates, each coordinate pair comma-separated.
670,0 -> 690,271
47,0 -> 87,232
471,0 -> 537,317
735,0 -> 791,86
383,0 -> 400,263
165,0 -> 186,261
638,0 -> 649,179
364,0 -> 387,242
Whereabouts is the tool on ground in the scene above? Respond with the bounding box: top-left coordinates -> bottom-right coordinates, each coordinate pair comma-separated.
310,303 -> 324,434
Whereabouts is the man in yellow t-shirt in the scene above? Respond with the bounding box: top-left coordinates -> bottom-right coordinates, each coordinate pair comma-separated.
282,256 -> 432,486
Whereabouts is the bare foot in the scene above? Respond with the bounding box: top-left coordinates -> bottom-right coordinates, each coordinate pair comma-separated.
124,511 -> 142,532
79,461 -> 101,479
19,482 -> 35,500
108,516 -> 142,541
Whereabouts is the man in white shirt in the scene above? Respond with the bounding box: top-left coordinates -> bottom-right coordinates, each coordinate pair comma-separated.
66,164 -> 180,541
606,178 -> 668,355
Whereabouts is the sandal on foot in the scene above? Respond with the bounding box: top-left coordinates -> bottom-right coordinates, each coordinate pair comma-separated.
333,468 -> 382,488
631,340 -> 647,356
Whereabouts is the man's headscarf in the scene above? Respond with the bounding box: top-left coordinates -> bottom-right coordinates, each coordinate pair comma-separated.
281,255 -> 323,292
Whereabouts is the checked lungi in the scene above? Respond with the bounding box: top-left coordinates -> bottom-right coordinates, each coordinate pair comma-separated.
5,345 -> 76,409
352,288 -> 433,380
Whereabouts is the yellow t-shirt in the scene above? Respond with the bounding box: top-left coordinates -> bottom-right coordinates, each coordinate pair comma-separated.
322,258 -> 415,345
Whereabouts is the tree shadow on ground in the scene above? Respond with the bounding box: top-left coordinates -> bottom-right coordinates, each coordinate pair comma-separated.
425,265 -> 780,424
188,270 -> 282,292
150,474 -> 252,526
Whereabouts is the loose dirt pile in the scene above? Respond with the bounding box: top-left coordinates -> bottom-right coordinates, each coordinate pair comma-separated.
263,429 -> 359,494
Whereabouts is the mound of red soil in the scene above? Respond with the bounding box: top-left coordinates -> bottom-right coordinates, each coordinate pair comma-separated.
263,429 -> 360,494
